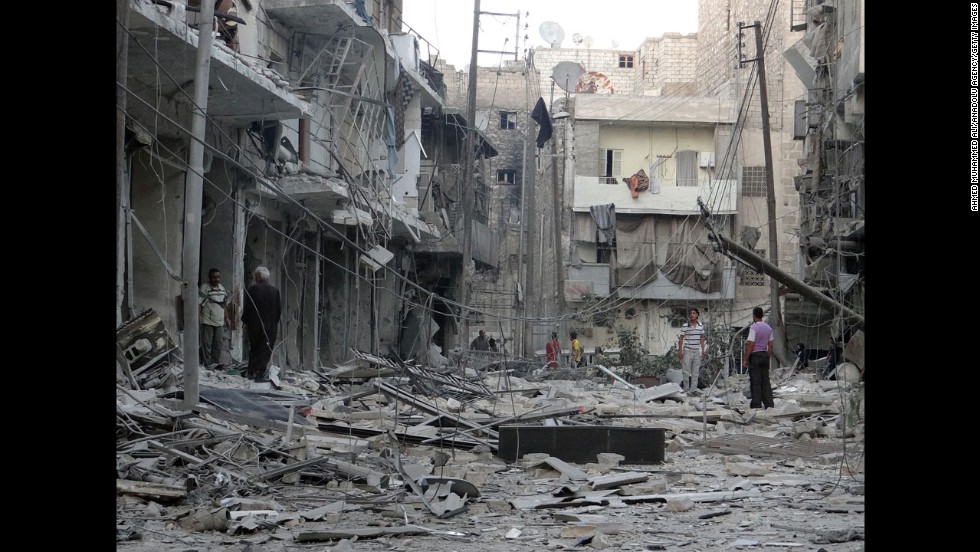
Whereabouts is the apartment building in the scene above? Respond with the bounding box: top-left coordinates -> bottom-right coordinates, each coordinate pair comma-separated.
116,0 -> 496,373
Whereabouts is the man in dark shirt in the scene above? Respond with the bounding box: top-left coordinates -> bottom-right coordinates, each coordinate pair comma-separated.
241,266 -> 282,382
470,330 -> 490,352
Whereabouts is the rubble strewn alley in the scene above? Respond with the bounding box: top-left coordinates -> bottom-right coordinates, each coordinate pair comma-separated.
116,346 -> 865,551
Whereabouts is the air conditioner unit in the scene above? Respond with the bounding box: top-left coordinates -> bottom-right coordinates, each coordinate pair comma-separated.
698,152 -> 715,168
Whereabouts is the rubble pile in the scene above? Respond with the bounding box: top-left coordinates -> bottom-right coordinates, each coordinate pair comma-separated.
116,349 -> 865,551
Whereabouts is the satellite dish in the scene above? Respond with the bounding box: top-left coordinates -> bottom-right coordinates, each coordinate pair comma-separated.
551,61 -> 586,92
572,33 -> 583,45
582,36 -> 594,48
611,39 -> 620,49
539,21 -> 565,48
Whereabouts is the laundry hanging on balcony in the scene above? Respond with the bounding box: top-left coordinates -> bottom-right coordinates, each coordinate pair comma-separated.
622,169 -> 649,198
588,203 -> 616,244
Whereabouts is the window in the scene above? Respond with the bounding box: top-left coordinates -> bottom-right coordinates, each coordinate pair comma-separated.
668,307 -> 688,327
597,243 -> 615,264
618,55 -> 634,68
739,249 -> 766,286
793,100 -> 806,140
499,111 -> 517,129
600,149 -> 623,184
497,169 -> 516,185
676,150 -> 698,186
741,166 -> 767,197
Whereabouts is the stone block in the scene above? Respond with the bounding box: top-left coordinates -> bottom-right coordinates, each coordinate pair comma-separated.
726,462 -> 769,476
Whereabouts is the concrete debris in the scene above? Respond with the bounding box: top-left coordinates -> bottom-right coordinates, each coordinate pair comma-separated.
116,356 -> 864,551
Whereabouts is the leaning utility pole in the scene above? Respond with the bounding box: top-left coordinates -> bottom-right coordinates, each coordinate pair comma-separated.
739,20 -> 787,365
698,199 -> 864,332
181,1 -> 216,408
460,0 -> 480,349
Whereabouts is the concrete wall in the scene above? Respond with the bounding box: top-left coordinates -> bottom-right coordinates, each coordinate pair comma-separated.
130,145 -> 188,338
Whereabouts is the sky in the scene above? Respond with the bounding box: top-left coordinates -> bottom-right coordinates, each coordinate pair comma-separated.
401,0 -> 700,70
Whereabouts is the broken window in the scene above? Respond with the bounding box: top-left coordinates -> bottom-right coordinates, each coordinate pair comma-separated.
497,169 -> 516,184
667,307 -> 689,327
499,111 -> 517,130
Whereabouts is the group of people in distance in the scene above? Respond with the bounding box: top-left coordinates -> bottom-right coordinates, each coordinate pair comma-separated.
522,305 -> 777,410
207,270 -> 778,409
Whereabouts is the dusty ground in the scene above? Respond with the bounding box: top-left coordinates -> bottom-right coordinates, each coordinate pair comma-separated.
117,366 -> 865,552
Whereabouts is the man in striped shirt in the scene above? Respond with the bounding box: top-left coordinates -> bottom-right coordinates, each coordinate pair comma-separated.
678,308 -> 706,393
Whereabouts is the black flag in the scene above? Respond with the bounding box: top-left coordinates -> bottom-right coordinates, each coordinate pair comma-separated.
531,97 -> 553,148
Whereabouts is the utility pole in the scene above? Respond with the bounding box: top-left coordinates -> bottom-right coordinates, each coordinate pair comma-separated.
523,59 -> 536,357
117,0 -> 130,328
698,199 -> 864,331
461,0 -> 480,350
739,20 -> 787,365
181,0 -> 216,408
548,82 -> 565,318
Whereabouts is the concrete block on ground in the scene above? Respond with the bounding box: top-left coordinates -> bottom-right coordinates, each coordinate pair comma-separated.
726,462 -> 769,476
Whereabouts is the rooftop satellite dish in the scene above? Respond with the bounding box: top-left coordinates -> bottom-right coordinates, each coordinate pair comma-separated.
582,36 -> 594,49
572,33 -> 583,45
551,61 -> 586,92
611,39 -> 620,49
539,21 -> 565,48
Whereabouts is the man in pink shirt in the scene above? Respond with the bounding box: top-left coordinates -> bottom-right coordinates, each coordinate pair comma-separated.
742,307 -> 775,409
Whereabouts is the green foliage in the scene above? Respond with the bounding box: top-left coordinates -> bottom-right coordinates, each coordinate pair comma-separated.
696,317 -> 734,388
611,326 -> 662,379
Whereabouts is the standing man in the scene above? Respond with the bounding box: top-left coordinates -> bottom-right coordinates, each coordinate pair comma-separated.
242,266 -> 282,382
199,268 -> 230,367
678,308 -> 706,393
570,331 -> 583,367
742,306 -> 775,409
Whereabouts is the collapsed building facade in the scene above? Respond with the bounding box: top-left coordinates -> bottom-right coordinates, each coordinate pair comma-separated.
116,0 -> 499,374
115,0 -> 864,383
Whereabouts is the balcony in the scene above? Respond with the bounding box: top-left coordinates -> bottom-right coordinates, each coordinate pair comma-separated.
573,177 -> 738,215
263,0 -> 364,35
125,0 -> 310,122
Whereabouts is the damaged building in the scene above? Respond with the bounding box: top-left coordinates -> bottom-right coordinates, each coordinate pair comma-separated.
116,0 -> 498,375
116,2 -> 865,548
